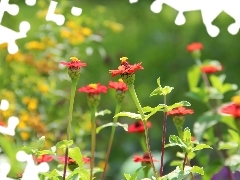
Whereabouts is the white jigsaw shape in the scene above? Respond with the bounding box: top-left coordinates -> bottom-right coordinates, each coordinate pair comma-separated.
16,151 -> 49,180
149,0 -> 240,37
0,116 -> 19,136
0,0 -> 31,54
46,0 -> 82,26
0,163 -> 15,180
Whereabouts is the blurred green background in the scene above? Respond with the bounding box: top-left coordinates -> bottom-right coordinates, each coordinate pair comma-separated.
1,0 -> 240,179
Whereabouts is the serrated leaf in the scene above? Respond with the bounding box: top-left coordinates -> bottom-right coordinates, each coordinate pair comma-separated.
161,86 -> 174,95
218,141 -> 238,150
95,109 -> 111,117
68,147 -> 82,168
190,166 -> 204,175
114,112 -> 142,119
193,144 -> 212,151
56,140 -> 73,149
169,135 -> 187,151
96,122 -> 128,134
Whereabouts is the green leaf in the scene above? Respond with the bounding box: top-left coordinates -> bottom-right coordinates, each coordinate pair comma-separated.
68,147 -> 83,168
187,65 -> 200,91
124,174 -> 131,180
142,104 -> 166,113
38,150 -> 55,155
157,77 -> 161,88
161,86 -> 174,95
95,109 -> 111,117
166,101 -> 191,111
129,166 -> 145,180
228,129 -> 240,143
190,166 -> 204,175
183,127 -> 191,144
193,112 -> 221,141
114,112 -> 142,119
161,166 -> 192,180
185,86 -> 209,103
35,136 -> 46,149
170,160 -> 183,166
221,115 -> 238,131
96,122 -> 128,134
66,167 -> 89,180
150,77 -> 174,96
218,141 -> 238,150
144,104 -> 166,120
56,140 -> 73,149
169,135 -> 187,151
193,144 -> 212,151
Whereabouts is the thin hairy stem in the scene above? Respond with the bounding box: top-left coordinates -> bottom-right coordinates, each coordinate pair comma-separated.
160,95 -> 167,176
90,106 -> 96,180
128,84 -> 158,177
63,79 -> 77,180
101,103 -> 122,180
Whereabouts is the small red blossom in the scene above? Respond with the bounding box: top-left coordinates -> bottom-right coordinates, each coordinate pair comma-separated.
220,103 -> 240,119
133,152 -> 158,163
167,107 -> 194,116
128,120 -> 152,133
0,121 -> 6,127
35,154 -> 54,164
109,57 -> 143,77
201,65 -> 223,74
60,57 -> 87,69
58,156 -> 90,164
186,42 -> 203,52
109,79 -> 128,91
78,83 -> 108,94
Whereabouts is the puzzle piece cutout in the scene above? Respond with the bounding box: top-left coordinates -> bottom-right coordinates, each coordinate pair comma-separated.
16,151 -> 49,180
46,0 -> 82,26
129,0 -> 240,37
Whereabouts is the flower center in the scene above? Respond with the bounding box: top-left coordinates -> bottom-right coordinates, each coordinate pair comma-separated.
231,95 -> 240,105
118,78 -> 123,82
120,57 -> 128,63
89,83 -> 98,89
70,57 -> 80,62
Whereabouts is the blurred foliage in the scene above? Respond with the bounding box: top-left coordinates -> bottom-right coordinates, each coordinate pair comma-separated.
1,0 -> 240,179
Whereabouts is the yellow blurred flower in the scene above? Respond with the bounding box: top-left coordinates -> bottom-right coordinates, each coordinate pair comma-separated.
19,112 -> 30,122
60,29 -> 71,38
232,95 -> 240,105
6,52 -> 25,62
27,115 -> 46,134
0,43 -> 7,49
81,27 -> 92,36
25,41 -> 45,50
18,121 -> 27,129
36,9 -> 48,19
38,83 -> 49,93
41,37 -> 56,47
104,20 -> 124,33
22,96 -> 30,104
66,21 -> 77,29
98,160 -> 108,170
20,132 -> 30,141
96,5 -> 106,13
27,98 -> 38,111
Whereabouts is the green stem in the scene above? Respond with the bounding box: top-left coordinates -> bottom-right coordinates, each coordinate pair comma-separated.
128,84 -> 158,177
90,106 -> 97,180
140,133 -> 147,152
101,102 -> 122,180
63,79 -> 78,180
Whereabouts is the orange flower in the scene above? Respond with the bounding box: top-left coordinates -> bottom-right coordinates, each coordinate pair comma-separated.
109,57 -> 143,77
60,57 -> 87,69
186,42 -> 203,52
167,107 -> 194,116
108,79 -> 128,91
78,83 -> 108,94
128,120 -> 152,133
201,65 -> 223,74
133,152 -> 158,163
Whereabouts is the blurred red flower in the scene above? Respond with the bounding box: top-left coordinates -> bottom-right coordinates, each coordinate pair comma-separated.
133,152 -> 158,163
58,156 -> 90,164
60,57 -> 87,69
186,42 -> 203,52
109,57 -> 143,77
0,121 -> 6,127
109,79 -> 128,91
35,154 -> 54,164
220,103 -> 240,119
128,120 -> 152,133
201,65 -> 223,74
78,83 -> 108,94
167,107 -> 194,116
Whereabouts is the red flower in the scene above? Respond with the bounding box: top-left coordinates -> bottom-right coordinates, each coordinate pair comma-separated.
109,79 -> 128,91
109,57 -> 143,77
128,120 -> 152,133
133,152 -> 158,163
167,107 -> 194,116
0,121 -> 6,127
220,103 -> 240,119
78,83 -> 108,94
201,65 -> 223,74
186,42 -> 203,52
35,154 -> 54,164
60,57 -> 87,69
58,156 -> 90,164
